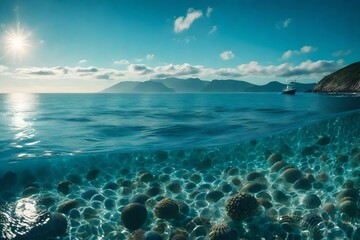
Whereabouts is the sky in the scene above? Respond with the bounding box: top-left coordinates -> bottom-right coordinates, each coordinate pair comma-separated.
0,0 -> 359,93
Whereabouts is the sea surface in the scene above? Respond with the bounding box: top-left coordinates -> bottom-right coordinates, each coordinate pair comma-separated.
1,93 -> 360,240
0,93 -> 359,163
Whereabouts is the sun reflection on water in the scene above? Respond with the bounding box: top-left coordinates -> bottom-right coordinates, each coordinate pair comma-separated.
5,93 -> 38,158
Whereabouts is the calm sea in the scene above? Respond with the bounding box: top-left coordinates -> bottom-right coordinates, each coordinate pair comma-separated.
0,93 -> 359,163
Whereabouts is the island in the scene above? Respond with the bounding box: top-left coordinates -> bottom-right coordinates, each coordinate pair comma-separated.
313,62 -> 360,93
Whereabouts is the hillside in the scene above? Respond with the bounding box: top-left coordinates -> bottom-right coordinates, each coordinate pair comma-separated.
101,81 -> 139,93
202,80 -> 255,92
132,81 -> 175,92
153,78 -> 208,92
313,62 -> 360,93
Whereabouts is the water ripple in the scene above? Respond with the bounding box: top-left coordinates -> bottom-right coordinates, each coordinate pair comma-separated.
0,93 -> 359,162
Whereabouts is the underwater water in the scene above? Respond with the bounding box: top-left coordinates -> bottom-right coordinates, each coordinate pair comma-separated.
0,93 -> 360,240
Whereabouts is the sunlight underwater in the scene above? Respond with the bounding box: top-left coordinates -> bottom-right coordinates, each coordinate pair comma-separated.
0,97 -> 360,239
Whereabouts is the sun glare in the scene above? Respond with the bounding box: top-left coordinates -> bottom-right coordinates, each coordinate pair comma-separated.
4,24 -> 32,58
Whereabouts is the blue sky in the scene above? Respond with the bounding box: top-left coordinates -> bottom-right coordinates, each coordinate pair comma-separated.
0,0 -> 359,92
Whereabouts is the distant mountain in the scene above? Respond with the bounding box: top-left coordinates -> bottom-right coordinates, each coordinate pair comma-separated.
101,81 -> 138,93
101,81 -> 174,93
153,78 -> 208,92
245,81 -> 316,92
313,62 -> 360,93
133,81 -> 175,92
202,80 -> 255,92
245,81 -> 284,92
101,78 -> 316,93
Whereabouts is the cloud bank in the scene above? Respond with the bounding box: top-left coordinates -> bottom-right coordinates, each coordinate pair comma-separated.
12,60 -> 342,82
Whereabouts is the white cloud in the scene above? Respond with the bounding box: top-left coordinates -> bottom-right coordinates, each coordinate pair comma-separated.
74,66 -> 98,73
206,7 -> 213,18
16,66 -> 65,76
114,59 -> 130,65
128,64 -> 153,75
209,25 -> 217,34
135,58 -> 144,62
146,54 -> 155,60
276,18 -> 291,29
15,66 -> 122,80
300,46 -> 316,53
174,8 -> 203,33
220,50 -> 235,60
153,63 -> 202,78
78,59 -> 87,64
282,50 -> 293,60
236,60 -> 340,78
332,49 -> 352,57
12,60 -> 342,82
282,45 -> 317,59
0,65 -> 8,72
39,40 -> 45,44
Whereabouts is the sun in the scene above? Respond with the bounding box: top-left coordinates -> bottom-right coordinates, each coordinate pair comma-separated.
4,24 -> 32,58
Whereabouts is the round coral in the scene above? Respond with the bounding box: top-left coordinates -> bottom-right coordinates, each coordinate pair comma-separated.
225,192 -> 259,221
154,198 -> 179,219
209,222 -> 237,240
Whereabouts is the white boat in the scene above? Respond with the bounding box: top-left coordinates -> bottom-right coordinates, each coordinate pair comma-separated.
282,81 -> 296,94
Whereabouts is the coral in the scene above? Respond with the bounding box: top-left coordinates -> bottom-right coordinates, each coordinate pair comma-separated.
209,222 -> 237,240
154,198 -> 179,219
225,192 -> 259,221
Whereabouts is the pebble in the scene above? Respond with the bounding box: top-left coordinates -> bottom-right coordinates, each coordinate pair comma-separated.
267,153 -> 283,165
120,203 -> 147,230
81,189 -> 99,200
272,190 -> 289,204
57,200 -> 80,214
303,194 -> 321,209
86,169 -> 100,181
22,186 -> 40,197
242,182 -> 267,193
57,181 -> 73,195
206,190 -> 224,203
282,168 -> 302,183
293,178 -> 311,190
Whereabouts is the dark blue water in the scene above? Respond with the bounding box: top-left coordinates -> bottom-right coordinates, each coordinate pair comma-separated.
0,93 -> 359,163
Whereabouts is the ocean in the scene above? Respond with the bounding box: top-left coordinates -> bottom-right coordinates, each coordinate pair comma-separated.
0,93 -> 360,239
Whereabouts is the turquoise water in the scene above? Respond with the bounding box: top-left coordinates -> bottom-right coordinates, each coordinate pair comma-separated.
0,93 -> 360,163
0,93 -> 360,240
